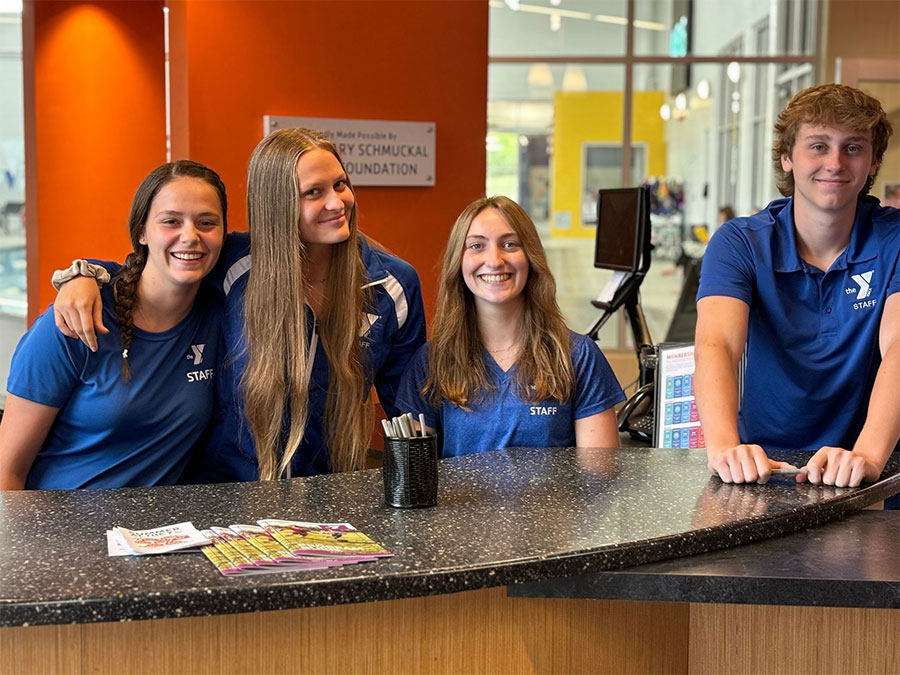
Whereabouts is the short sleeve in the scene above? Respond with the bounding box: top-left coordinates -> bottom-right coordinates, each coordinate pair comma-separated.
888,237 -> 900,297
395,344 -> 439,430
571,335 -> 626,419
696,221 -> 757,305
6,306 -> 85,407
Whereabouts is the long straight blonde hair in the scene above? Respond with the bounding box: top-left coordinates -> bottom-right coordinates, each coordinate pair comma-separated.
425,196 -> 574,408
243,128 -> 370,480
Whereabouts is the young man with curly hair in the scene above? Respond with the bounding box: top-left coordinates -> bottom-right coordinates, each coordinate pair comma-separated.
695,84 -> 899,498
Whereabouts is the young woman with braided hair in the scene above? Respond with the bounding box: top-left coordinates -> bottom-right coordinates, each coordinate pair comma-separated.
0,161 -> 226,489
114,235 -> 147,382
48,128 -> 425,481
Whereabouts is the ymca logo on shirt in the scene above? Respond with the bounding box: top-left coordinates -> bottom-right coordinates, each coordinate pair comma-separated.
188,343 -> 205,365
359,313 -> 379,348
845,270 -> 877,310
185,344 -> 214,382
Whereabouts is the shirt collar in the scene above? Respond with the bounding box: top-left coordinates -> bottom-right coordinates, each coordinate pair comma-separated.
843,196 -> 879,266
771,198 -> 802,273
772,196 -> 879,273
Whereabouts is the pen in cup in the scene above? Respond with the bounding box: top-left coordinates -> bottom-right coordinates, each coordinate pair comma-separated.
382,412 -> 429,439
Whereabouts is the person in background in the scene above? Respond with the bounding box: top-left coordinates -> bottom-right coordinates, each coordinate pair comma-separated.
694,84 -> 899,500
397,196 -> 623,457
0,161 -> 226,489
717,205 -> 735,226
50,128 -> 426,481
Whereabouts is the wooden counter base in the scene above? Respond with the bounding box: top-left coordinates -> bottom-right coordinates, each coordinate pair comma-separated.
5,587 -> 687,675
690,603 -> 899,675
5,587 -> 898,674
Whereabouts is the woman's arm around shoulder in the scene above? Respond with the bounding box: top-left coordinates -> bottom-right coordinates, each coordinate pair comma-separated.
394,343 -> 439,432
366,247 -> 427,417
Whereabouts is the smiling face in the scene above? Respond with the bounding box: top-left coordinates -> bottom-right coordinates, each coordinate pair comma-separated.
296,148 -> 355,248
461,207 -> 530,311
138,177 -> 224,293
781,123 -> 879,222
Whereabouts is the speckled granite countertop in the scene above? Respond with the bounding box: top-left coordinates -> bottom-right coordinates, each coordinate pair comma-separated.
1,447 -> 897,627
510,509 -> 900,608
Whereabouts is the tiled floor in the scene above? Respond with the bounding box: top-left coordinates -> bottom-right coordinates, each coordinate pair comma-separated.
545,236 -> 687,350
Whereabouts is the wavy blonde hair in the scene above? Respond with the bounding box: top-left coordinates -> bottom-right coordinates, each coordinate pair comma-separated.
426,196 -> 574,408
243,128 -> 370,480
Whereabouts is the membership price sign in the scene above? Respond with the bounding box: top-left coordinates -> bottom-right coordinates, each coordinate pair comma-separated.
264,115 -> 435,186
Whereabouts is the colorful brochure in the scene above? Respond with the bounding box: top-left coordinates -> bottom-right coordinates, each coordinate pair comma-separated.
105,519 -> 392,578
227,524 -> 345,567
210,527 -> 279,567
107,522 -> 210,556
257,520 -> 393,559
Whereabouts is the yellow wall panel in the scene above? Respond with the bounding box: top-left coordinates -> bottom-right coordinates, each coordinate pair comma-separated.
551,91 -> 666,237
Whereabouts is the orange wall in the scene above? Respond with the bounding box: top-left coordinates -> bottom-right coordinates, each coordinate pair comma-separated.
23,1 -> 167,322
168,0 -> 488,322
25,0 -> 488,325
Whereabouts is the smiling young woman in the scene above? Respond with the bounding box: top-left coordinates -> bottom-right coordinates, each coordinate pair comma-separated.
396,196 -> 624,458
0,161 -> 227,489
49,128 -> 427,483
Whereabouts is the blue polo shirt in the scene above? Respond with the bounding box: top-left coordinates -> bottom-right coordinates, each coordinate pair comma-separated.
698,196 -> 899,453
396,332 -> 625,457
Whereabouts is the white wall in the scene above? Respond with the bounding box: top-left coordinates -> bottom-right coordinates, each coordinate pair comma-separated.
692,0 -> 770,55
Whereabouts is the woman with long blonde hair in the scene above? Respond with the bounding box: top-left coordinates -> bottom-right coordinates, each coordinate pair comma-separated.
397,196 -> 622,456
50,129 -> 425,480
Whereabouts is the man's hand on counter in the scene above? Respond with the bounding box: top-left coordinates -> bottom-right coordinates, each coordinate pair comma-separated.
800,447 -> 883,488
707,443 -> 799,484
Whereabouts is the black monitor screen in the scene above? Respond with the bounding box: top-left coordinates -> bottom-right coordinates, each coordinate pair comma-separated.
594,187 -> 643,272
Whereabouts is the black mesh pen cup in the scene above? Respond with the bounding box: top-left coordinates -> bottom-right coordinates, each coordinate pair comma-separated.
382,434 -> 438,508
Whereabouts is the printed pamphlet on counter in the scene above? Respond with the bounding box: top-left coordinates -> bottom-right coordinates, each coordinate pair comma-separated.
106,522 -> 210,556
106,520 -> 392,577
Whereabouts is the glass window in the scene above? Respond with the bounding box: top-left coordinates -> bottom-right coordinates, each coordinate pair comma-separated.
489,0 -> 627,57
488,62 -> 628,348
634,0 -> 815,57
488,0 -> 816,359
0,2 -> 26,407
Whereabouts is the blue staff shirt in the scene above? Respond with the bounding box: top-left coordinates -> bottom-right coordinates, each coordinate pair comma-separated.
6,284 -> 221,489
396,332 -> 625,457
85,234 -> 426,481
697,196 -> 899,452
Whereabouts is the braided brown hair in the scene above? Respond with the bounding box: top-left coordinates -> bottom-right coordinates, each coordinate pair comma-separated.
115,161 -> 228,381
